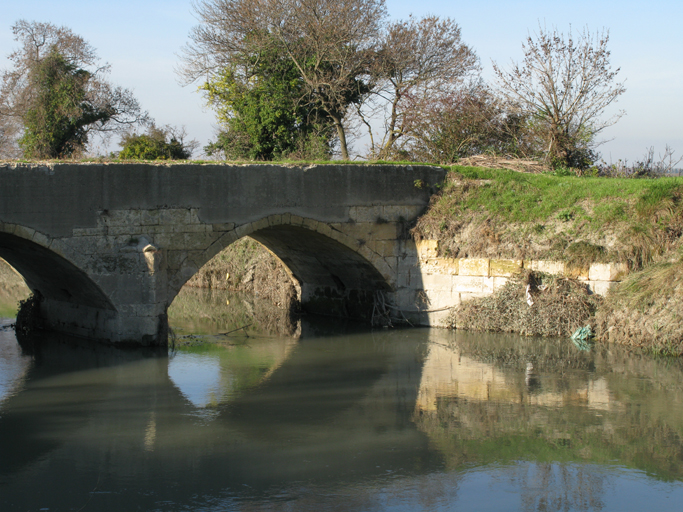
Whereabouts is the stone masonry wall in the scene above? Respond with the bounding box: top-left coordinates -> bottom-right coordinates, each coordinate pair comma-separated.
392,239 -> 629,326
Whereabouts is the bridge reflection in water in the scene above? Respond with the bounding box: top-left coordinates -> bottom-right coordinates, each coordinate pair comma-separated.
1,297 -> 683,511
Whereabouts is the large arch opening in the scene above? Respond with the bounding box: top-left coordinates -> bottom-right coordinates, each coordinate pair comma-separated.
0,231 -> 115,314
249,225 -> 390,319
171,218 -> 394,327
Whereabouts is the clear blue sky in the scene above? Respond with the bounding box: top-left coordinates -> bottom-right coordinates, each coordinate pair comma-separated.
1,0 -> 681,163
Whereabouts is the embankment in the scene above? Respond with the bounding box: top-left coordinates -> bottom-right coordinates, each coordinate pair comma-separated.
412,166 -> 683,354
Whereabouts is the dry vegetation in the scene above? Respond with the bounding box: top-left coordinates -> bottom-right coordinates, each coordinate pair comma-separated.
447,271 -> 602,338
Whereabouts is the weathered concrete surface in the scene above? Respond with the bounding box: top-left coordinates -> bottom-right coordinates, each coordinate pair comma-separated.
0,163 -> 446,345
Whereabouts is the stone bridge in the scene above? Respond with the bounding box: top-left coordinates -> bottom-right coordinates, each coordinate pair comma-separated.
0,163 -> 446,345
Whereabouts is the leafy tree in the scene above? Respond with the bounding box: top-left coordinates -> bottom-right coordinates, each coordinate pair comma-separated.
118,125 -> 197,160
201,46 -> 332,160
493,26 -> 626,168
0,20 -> 148,159
180,0 -> 386,160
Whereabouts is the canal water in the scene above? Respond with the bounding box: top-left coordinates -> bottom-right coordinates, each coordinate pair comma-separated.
1,287 -> 683,511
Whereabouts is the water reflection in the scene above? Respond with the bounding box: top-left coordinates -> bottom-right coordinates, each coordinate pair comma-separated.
0,295 -> 682,510
168,338 -> 298,417
0,326 -> 32,404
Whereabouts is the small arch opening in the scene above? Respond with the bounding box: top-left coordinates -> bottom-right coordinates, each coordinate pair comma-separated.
0,232 -> 115,313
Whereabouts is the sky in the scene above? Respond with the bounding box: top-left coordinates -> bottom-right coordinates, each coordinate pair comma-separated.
1,0 -> 681,163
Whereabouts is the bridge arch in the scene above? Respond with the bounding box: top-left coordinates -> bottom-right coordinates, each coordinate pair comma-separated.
0,225 -> 115,312
172,214 -> 395,320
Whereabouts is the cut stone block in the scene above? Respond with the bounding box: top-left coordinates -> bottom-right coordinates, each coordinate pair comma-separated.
589,262 -> 628,282
530,260 -> 565,276
453,275 -> 485,293
459,258 -> 490,277
490,259 -> 522,277
415,239 -> 438,259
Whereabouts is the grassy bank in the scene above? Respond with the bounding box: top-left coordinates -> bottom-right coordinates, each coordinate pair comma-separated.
415,166 -> 683,269
422,166 -> 683,354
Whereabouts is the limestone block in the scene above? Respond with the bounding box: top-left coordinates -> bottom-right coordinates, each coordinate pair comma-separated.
393,288 -> 418,309
176,232 -> 219,251
251,217 -> 271,232
13,225 -> 35,241
302,217 -> 318,231
453,275 -> 485,293
140,210 -> 160,226
0,223 -> 16,234
152,233 -> 172,248
588,280 -> 619,296
372,240 -> 399,257
459,258 -> 490,277
419,273 -> 451,292
166,250 -> 187,270
159,209 -> 190,226
589,262 -> 628,282
172,223 -> 213,233
399,255 -> 419,269
382,204 -> 423,222
211,223 -> 235,232
530,260 -> 565,276
381,256 -> 398,272
416,239 -> 439,260
459,291 -> 489,303
73,227 -> 107,237
31,230 -> 50,248
107,209 -> 141,227
47,239 -> 68,259
109,226 -> 142,236
418,257 -> 458,276
368,223 -> 398,240
188,208 -> 201,224
397,270 -> 413,288
423,290 -> 457,310
349,205 -> 383,223
315,222 -> 334,238
289,215 -> 304,226
265,214 -> 281,227
490,259 -> 522,277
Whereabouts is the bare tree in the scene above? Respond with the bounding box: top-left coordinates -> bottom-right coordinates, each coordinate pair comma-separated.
0,20 -> 148,159
181,0 -> 387,160
493,25 -> 626,168
364,16 -> 479,159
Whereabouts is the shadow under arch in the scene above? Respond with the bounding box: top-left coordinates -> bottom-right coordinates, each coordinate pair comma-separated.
0,229 -> 115,311
173,215 -> 394,321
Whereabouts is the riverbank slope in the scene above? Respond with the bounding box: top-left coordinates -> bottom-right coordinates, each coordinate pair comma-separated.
414,166 -> 683,354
